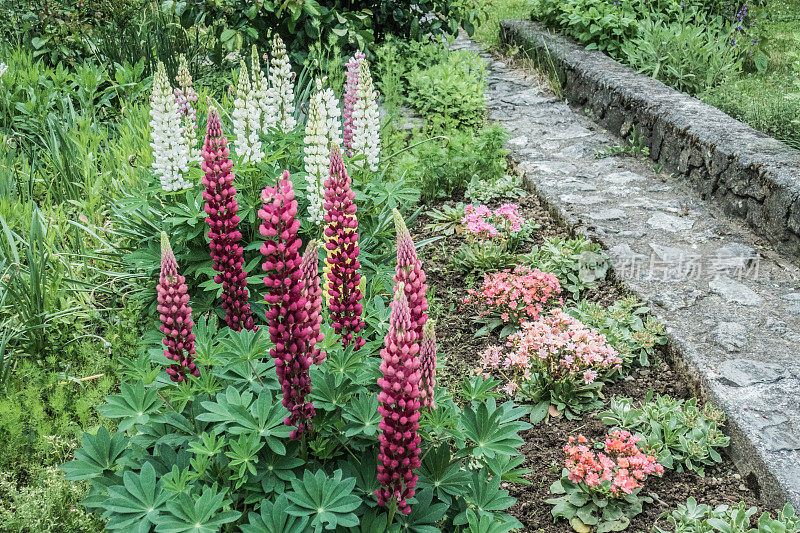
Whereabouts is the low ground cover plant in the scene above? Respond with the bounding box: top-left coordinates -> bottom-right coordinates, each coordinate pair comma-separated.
654,497 -> 800,533
524,236 -> 609,299
600,393 -> 730,476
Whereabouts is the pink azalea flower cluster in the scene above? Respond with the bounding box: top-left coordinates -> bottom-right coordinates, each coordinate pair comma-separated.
324,144 -> 365,349
480,309 -> 622,393
462,266 -> 562,325
343,51 -> 365,157
376,283 -> 422,516
158,232 -> 199,382
564,431 -> 664,496
201,107 -> 255,332
462,203 -> 525,242
259,172 -> 319,438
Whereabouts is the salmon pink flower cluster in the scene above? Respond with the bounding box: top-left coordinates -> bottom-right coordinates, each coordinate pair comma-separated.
463,266 -> 562,326
564,431 -> 664,496
480,309 -> 621,386
462,203 -> 525,242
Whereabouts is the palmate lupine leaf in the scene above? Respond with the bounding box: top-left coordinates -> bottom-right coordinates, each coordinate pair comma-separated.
241,494 -> 309,533
453,471 -> 519,527
465,509 -> 522,533
98,380 -> 164,433
226,433 -> 265,488
155,486 -> 241,533
456,399 -> 531,460
399,487 -> 448,533
309,367 -> 360,412
286,469 -> 360,532
346,508 -> 389,532
61,427 -> 131,480
418,444 -> 470,504
101,462 -> 168,532
338,451 -> 380,500
481,453 -> 532,485
259,449 -> 304,495
460,375 -> 501,403
342,392 -> 381,437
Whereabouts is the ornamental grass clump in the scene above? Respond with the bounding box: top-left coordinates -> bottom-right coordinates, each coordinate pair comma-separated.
479,308 -> 621,422
376,282 -> 422,516
158,232 -> 199,382
259,171 -> 314,438
324,143 -> 365,349
548,431 -> 664,532
150,61 -> 190,191
463,265 -> 562,337
201,106 -> 255,332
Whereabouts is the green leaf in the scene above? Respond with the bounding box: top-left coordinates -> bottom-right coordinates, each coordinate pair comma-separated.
458,399 -> 529,459
62,427 -> 131,480
418,444 -> 470,504
286,469 -> 360,532
98,381 -> 164,433
102,462 -> 168,531
156,486 -> 241,532
342,393 -> 381,438
400,487 -> 448,533
241,494 -> 309,533
454,470 -> 517,525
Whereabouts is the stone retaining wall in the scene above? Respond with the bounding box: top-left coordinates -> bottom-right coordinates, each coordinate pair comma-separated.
500,19 -> 800,257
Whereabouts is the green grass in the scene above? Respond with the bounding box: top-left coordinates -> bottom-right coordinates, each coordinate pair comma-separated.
701,0 -> 800,149
475,0 -> 536,48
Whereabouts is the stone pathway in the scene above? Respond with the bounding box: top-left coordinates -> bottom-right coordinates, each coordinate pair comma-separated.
452,35 -> 800,507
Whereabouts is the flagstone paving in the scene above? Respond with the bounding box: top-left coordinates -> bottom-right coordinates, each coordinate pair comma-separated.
451,33 -> 800,507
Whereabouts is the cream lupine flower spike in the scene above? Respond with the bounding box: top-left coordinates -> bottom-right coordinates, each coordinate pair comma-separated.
150,61 -> 190,191
351,59 -> 380,172
249,45 -> 271,134
232,61 -> 264,164
304,78 -> 342,224
266,34 -> 296,133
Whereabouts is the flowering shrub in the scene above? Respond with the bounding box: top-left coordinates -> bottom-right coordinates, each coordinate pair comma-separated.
548,431 -> 664,532
454,203 -> 535,273
349,55 -> 381,171
266,34 -> 296,133
463,265 -> 562,337
173,55 -> 199,161
479,309 -> 621,422
600,393 -> 730,476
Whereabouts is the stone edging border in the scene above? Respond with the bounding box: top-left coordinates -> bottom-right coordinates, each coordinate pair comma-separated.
500,19 -> 800,257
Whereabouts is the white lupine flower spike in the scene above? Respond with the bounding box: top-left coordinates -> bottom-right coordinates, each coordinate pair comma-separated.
250,45 -> 271,134
266,35 -> 296,133
303,78 -> 343,225
351,59 -> 380,172
150,61 -> 191,191
174,55 -> 199,161
232,61 -> 264,164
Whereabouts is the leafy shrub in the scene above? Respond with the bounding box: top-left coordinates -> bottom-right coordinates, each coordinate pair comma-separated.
548,430 -> 664,532
567,296 -> 666,368
524,236 -> 609,299
622,16 -> 744,96
653,497 -> 800,533
467,173 -> 525,203
406,49 -> 487,132
62,326 -> 531,530
479,309 -> 622,422
600,393 -> 730,476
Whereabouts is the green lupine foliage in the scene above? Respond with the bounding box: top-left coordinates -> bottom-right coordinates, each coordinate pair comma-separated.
62,326 -> 531,530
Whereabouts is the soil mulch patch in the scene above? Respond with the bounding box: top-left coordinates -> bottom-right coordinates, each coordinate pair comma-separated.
411,189 -> 765,532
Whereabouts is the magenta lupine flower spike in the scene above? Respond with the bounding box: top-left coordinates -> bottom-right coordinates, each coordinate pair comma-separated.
324,143 -> 365,349
343,51 -> 365,157
300,240 -> 325,365
376,282 -> 422,516
419,321 -> 436,410
258,171 -> 315,438
392,209 -> 428,342
157,232 -> 199,382
202,107 -> 255,332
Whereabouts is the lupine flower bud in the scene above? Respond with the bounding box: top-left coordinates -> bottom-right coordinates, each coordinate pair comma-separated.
233,61 -> 264,164
351,59 -> 380,171
266,35 -> 295,133
393,209 -> 428,342
324,143 -> 365,349
376,282 -> 421,515
201,107 -> 255,332
150,61 -> 190,191
343,51 -> 364,157
419,321 -> 437,410
157,232 -> 199,382
259,171 -> 314,438
300,240 -> 325,365
174,55 -> 199,161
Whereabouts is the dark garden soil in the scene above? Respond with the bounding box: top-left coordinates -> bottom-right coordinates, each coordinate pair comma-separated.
411,184 -> 767,532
